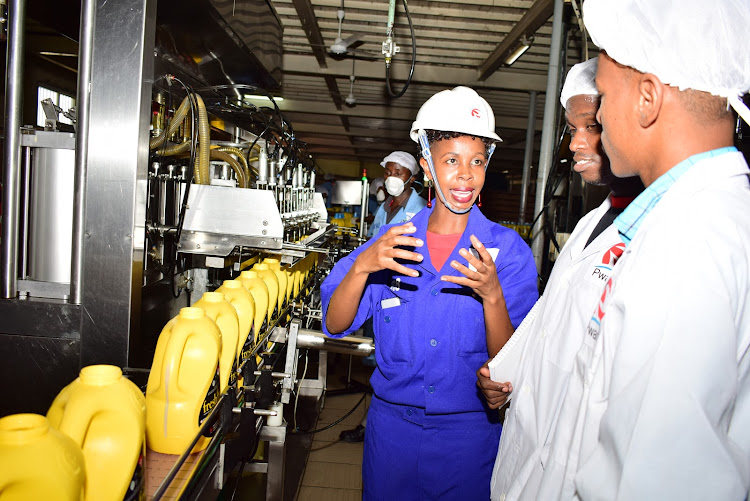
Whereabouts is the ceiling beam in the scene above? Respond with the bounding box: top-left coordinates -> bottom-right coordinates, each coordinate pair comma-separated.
283,54 -> 547,92
324,75 -> 344,110
281,100 -> 543,131
478,0 -> 554,81
290,0 -> 329,68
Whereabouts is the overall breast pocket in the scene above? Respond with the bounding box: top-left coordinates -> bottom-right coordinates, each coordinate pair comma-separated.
451,292 -> 488,357
374,289 -> 415,374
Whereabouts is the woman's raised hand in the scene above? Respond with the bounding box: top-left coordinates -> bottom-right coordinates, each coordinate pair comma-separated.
442,234 -> 504,304
353,222 -> 424,277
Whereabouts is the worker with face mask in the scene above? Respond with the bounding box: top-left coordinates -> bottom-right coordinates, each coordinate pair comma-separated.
367,151 -> 427,237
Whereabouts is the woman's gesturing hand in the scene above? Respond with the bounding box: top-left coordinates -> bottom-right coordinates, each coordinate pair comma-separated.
441,234 -> 504,305
353,222 -> 424,277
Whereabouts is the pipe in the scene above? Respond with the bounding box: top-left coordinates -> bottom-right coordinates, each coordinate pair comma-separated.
519,91 -> 537,224
153,140 -> 190,157
296,329 -> 374,357
1,0 -> 26,299
258,148 -> 268,184
359,177 -> 369,239
20,146 -> 30,280
531,0 -> 565,274
149,95 -> 190,151
216,146 -> 250,185
195,94 -> 210,185
210,150 -> 246,188
70,0 -> 96,303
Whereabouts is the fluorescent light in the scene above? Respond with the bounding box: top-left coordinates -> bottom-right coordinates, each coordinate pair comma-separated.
243,94 -> 284,102
504,35 -> 533,66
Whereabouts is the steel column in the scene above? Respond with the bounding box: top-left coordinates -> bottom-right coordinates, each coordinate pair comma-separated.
530,0 -> 565,273
519,90 -> 537,224
1,0 -> 26,298
70,0 -> 97,304
79,0 -> 155,365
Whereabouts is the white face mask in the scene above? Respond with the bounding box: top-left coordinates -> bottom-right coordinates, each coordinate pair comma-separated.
385,175 -> 411,197
376,190 -> 386,203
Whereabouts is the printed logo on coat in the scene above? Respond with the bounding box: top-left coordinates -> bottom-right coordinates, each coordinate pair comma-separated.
601,242 -> 625,266
587,243 -> 626,285
586,276 -> 613,340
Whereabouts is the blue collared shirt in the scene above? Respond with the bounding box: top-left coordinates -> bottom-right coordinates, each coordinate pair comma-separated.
322,205 -> 538,414
615,147 -> 738,245
368,188 -> 428,237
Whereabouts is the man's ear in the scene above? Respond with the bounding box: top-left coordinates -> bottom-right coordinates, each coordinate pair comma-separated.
638,73 -> 664,128
419,158 -> 432,182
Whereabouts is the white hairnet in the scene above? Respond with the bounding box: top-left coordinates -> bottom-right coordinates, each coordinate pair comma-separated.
584,0 -> 750,124
369,176 -> 384,195
380,151 -> 418,175
560,58 -> 599,109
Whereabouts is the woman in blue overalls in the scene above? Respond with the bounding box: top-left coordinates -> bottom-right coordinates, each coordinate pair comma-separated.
322,87 -> 538,500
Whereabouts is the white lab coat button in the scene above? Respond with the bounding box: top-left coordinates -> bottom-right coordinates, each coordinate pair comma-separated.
541,328 -> 547,339
522,384 -> 531,394
499,493 -> 506,501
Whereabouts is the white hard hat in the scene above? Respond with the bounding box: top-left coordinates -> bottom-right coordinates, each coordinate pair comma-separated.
560,58 -> 599,110
584,0 -> 750,123
380,151 -> 418,175
410,86 -> 502,143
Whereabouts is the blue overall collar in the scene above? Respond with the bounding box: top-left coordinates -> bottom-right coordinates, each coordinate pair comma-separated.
407,204 -> 493,277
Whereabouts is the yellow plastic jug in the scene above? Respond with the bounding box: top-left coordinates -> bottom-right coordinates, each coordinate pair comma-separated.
194,291 -> 240,393
253,262 -> 280,320
289,261 -> 301,299
216,280 -> 255,365
264,257 -> 290,307
145,307 -> 221,454
239,270 -> 270,336
47,365 -> 145,501
0,413 -> 85,501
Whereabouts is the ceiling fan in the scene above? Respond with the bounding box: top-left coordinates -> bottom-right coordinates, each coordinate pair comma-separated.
328,2 -> 373,58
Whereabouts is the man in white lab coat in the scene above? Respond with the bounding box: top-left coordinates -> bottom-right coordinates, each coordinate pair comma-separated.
479,58 -> 643,501
536,1 -> 750,499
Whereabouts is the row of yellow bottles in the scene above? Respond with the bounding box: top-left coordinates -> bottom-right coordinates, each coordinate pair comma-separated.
0,254 -> 321,501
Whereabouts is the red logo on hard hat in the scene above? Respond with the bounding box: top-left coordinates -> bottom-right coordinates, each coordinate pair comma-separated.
471,109 -> 481,118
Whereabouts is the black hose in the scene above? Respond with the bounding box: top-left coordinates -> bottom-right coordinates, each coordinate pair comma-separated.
385,0 -> 416,98
292,391 -> 368,435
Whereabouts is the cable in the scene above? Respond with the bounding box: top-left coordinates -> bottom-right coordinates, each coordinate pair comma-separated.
293,391 -> 368,435
228,458 -> 248,501
293,349 -> 310,432
385,0 -> 416,98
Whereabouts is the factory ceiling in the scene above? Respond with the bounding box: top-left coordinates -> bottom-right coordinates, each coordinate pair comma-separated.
269,0 -> 595,174
22,0 -> 595,177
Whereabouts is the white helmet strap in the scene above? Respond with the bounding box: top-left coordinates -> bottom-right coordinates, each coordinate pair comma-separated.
418,130 -> 496,215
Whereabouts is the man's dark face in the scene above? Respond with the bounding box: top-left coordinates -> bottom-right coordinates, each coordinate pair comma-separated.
565,94 -> 613,186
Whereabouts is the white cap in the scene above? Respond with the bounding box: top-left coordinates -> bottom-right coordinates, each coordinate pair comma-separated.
410,86 -> 502,143
584,0 -> 750,123
369,176 -> 384,195
380,151 -> 418,175
560,58 -> 599,110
